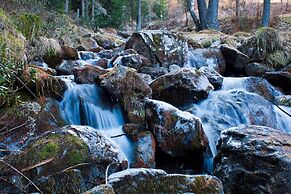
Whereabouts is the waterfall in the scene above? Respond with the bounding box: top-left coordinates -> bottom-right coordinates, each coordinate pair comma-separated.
59,81 -> 134,163
191,77 -> 291,174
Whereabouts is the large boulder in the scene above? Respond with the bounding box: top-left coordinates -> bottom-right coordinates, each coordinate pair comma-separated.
74,65 -> 109,84
264,71 -> 291,94
145,99 -> 208,157
186,48 -> 226,74
150,68 -> 214,107
126,30 -> 188,67
214,125 -> 291,194
0,125 -> 128,194
220,44 -> 250,74
108,168 -> 224,194
100,65 -> 152,124
22,65 -> 67,100
62,45 -> 78,60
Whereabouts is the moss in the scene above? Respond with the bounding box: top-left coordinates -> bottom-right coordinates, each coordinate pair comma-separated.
64,135 -> 89,166
39,141 -> 60,160
266,50 -> 291,70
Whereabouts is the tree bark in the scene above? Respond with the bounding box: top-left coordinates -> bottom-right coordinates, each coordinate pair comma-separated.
65,0 -> 69,13
236,0 -> 240,18
136,0 -> 142,31
261,0 -> 271,27
91,0 -> 95,20
187,0 -> 201,30
81,0 -> 85,17
206,0 -> 220,30
197,0 -> 207,30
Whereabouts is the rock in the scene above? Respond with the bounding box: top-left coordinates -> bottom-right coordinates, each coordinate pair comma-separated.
22,65 -> 67,100
56,60 -> 86,75
186,48 -> 226,74
79,51 -> 100,60
82,185 -> 115,194
108,168 -> 224,194
139,66 -> 169,79
123,123 -> 145,137
245,62 -> 275,77
126,30 -> 188,67
239,27 -> 284,62
220,44 -> 250,74
150,68 -> 213,107
169,64 -> 181,73
95,58 -> 109,68
62,45 -> 78,60
90,46 -> 105,53
80,38 -> 99,50
145,99 -> 208,157
0,125 -> 128,194
199,66 -> 223,90
35,37 -> 63,67
282,63 -> 291,72
138,73 -> 153,85
131,131 -> 156,168
93,33 -> 125,49
100,65 -> 152,124
275,95 -> 291,106
264,71 -> 291,94
265,50 -> 291,70
74,65 -> 109,84
98,49 -> 119,59
214,125 -> 291,194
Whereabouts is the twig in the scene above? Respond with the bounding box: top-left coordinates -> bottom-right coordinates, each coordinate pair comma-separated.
58,163 -> 91,174
0,177 -> 27,193
110,134 -> 126,138
0,159 -> 43,194
105,162 -> 119,185
0,120 -> 28,135
21,158 -> 54,172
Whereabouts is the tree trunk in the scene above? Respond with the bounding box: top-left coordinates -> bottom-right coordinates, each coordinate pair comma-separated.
91,0 -> 95,20
261,0 -> 271,27
86,0 -> 90,18
187,0 -> 200,30
65,0 -> 69,13
236,0 -> 240,18
136,0 -> 142,31
206,0 -> 220,30
82,0 -> 85,17
197,0 -> 207,30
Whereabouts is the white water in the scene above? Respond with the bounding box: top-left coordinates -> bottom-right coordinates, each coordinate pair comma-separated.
190,77 -> 291,174
59,81 -> 134,163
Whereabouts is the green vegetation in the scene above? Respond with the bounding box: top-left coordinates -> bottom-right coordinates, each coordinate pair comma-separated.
39,141 -> 60,160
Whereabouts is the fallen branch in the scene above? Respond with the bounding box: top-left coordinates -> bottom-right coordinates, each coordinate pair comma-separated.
0,120 -> 28,135
21,158 -> 54,172
0,159 -> 43,194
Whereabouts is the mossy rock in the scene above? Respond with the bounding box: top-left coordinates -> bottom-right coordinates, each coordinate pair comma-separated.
265,50 -> 291,70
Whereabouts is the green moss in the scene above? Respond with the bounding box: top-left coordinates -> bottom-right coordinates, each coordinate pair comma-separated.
266,50 -> 291,70
39,141 -> 60,160
65,135 -> 89,165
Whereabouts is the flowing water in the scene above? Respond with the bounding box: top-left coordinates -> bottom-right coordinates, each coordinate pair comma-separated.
188,77 -> 291,173
59,80 -> 134,163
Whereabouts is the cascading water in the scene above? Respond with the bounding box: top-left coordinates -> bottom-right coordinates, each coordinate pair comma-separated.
189,77 -> 291,174
59,80 -> 134,163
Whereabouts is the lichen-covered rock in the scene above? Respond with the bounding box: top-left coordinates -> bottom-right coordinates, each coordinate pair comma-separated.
62,45 -> 78,60
264,71 -> 291,94
126,30 -> 188,67
74,65 -> 109,84
22,65 -> 67,100
150,68 -> 213,107
199,66 -> 223,90
186,48 -> 226,74
82,184 -> 115,194
145,99 -> 208,157
108,168 -> 224,194
0,125 -> 128,194
214,125 -> 291,194
245,62 -> 275,76
239,27 -> 284,62
220,44 -> 250,74
100,65 -> 152,124
131,131 -> 156,168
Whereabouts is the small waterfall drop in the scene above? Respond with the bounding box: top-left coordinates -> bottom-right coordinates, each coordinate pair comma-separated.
59,81 -> 134,163
191,77 -> 291,174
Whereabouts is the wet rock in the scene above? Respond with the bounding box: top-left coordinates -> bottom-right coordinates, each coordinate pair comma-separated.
93,33 -> 125,49
126,30 -> 188,67
221,44 -> 250,74
139,66 -> 169,79
131,131 -> 156,168
145,99 -> 208,157
22,65 -> 67,100
108,168 -> 224,194
214,125 -> 291,194
199,66 -> 223,90
150,68 -> 213,107
79,51 -> 100,60
74,65 -> 109,84
138,73 -> 153,85
169,64 -> 181,73
62,45 -> 78,60
0,125 -> 128,194
82,184 -> 115,194
265,50 -> 291,70
245,62 -> 275,77
98,49 -> 119,59
100,65 -> 152,124
56,60 -> 86,75
186,48 -> 226,74
35,37 -> 63,67
264,71 -> 291,94
90,46 -> 105,53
